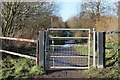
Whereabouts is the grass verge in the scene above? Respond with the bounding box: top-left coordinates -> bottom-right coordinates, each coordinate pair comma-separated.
84,67 -> 120,78
1,55 -> 45,79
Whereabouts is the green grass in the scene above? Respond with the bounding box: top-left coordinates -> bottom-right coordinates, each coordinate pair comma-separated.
84,67 -> 119,78
83,34 -> 119,78
1,55 -> 45,79
1,34 -> 119,79
105,34 -> 119,67
74,45 -> 88,55
1,44 -> 45,79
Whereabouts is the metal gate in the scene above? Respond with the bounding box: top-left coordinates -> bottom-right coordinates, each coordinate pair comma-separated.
45,28 -> 90,69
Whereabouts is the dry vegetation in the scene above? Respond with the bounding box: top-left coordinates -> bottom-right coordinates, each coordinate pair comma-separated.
95,16 -> 118,32
66,16 -> 118,32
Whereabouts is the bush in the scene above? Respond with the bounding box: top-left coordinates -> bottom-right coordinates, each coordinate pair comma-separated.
14,59 -> 31,78
29,66 -> 45,76
84,67 -> 119,78
2,55 -> 45,79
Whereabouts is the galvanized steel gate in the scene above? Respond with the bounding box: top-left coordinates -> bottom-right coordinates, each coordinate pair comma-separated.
45,28 -> 91,70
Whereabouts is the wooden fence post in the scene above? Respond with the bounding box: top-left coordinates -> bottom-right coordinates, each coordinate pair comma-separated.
97,32 -> 106,68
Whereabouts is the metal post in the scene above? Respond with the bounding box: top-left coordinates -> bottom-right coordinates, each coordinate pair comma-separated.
38,31 -> 45,68
44,31 -> 47,70
97,32 -> 106,68
93,28 -> 96,67
36,40 -> 39,65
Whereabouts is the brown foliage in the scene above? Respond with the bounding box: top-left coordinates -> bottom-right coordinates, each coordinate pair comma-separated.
95,16 -> 118,32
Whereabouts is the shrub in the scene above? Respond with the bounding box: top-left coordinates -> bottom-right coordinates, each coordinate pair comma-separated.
29,66 -> 45,76
2,55 -> 44,79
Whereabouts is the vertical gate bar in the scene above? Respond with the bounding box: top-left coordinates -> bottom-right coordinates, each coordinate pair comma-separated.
97,32 -> 106,68
93,28 -> 96,67
53,57 -> 55,67
88,29 -> 91,68
52,40 -> 54,52
55,46 -> 59,65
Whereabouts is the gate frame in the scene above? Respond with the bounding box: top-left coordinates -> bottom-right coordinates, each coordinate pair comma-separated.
42,28 -> 91,70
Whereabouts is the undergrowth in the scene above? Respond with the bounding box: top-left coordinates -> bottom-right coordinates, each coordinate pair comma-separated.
105,34 -> 119,67
1,55 -> 45,79
84,67 -> 120,78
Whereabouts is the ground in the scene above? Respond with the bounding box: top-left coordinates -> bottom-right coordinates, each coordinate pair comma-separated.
40,69 -> 88,78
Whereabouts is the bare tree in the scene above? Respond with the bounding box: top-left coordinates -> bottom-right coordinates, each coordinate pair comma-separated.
78,0 -> 117,21
1,2 -> 59,38
21,2 -> 59,39
1,2 -> 30,37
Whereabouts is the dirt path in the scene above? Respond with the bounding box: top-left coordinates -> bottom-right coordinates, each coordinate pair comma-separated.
40,69 -> 88,78
39,45 -> 89,78
47,46 -> 89,68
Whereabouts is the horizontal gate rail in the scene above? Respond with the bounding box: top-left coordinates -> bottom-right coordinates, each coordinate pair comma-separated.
50,37 -> 89,39
50,45 -> 88,47
50,56 -> 88,58
0,37 -> 37,43
0,50 -> 36,60
50,66 -> 89,69
47,28 -> 90,31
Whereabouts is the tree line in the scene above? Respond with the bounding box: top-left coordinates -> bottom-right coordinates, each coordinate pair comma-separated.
0,2 -> 64,39
0,1 -> 119,39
